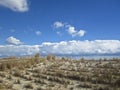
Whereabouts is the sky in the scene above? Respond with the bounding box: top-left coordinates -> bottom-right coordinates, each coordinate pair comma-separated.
0,0 -> 120,57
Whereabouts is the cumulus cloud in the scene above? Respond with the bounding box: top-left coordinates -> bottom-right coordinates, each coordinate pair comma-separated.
6,36 -> 23,45
40,40 -> 120,55
67,26 -> 76,35
0,0 -> 29,12
0,36 -> 40,57
0,45 -> 40,57
77,30 -> 86,37
1,38 -> 120,57
67,26 -> 86,37
53,21 -> 86,37
35,31 -> 41,36
53,21 -> 64,28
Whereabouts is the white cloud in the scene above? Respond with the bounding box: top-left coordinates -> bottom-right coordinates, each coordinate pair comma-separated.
0,40 -> 120,57
67,26 -> 86,37
40,40 -> 120,55
0,45 -> 40,57
35,31 -> 41,36
6,36 -> 23,45
0,0 -> 29,12
77,30 -> 86,37
53,21 -> 86,37
53,21 -> 64,28
67,26 -> 76,35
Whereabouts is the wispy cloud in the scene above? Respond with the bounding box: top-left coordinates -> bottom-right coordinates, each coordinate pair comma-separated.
53,21 -> 64,28
10,29 -> 15,33
35,31 -> 41,36
6,36 -> 23,45
77,30 -> 86,37
56,31 -> 62,36
0,0 -> 29,12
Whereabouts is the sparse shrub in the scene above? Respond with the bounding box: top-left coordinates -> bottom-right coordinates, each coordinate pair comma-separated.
0,84 -> 5,89
6,75 -> 12,80
47,55 -> 52,60
80,57 -> 85,63
6,63 -> 12,70
36,87 -> 42,90
34,79 -> 45,84
0,63 -> 6,71
24,83 -> 33,89
34,53 -> 40,64
13,70 -> 21,77
76,83 -> 92,88
52,55 -> 56,60
7,56 -> 17,59
46,55 -> 56,60
114,79 -> 120,87
25,63 -> 31,68
0,79 -> 3,83
0,72 -> 6,77
69,87 -> 74,90
35,53 -> 40,58
5,83 -> 13,89
61,57 -> 66,60
14,79 -> 20,84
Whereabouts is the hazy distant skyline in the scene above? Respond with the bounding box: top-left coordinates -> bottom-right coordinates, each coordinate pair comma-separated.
0,0 -> 120,56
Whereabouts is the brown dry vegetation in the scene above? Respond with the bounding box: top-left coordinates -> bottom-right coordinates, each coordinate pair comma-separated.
0,55 -> 120,90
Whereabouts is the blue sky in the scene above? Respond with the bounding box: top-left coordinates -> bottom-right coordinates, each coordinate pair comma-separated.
0,0 -> 120,56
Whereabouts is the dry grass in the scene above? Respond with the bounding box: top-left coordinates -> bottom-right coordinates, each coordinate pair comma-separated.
0,55 -> 120,90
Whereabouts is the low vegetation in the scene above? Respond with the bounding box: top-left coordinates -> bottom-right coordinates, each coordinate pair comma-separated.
0,54 -> 120,90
